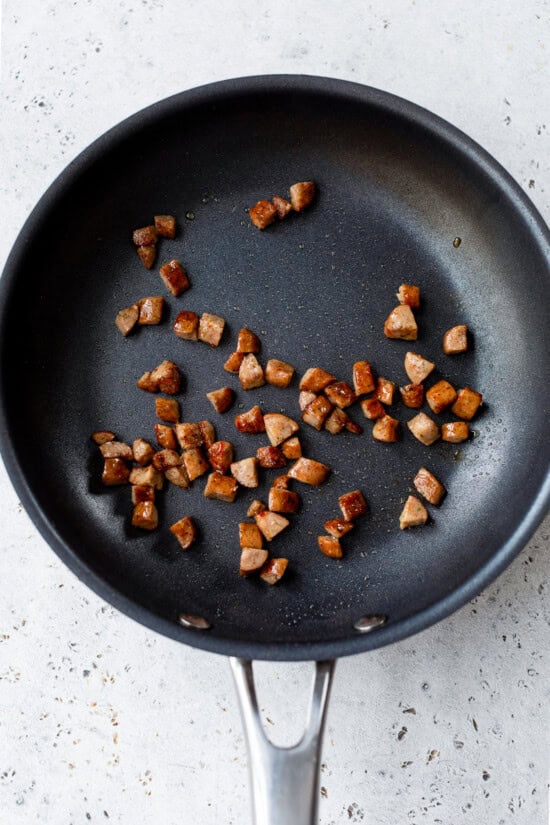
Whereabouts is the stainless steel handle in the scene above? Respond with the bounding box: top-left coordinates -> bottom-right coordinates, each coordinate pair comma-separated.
230,658 -> 335,825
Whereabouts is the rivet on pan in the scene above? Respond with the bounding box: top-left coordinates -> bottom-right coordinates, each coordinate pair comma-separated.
353,615 -> 387,633
178,612 -> 212,630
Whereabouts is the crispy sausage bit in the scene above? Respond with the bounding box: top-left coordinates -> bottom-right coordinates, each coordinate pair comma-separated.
268,488 -> 300,514
299,390 -> 317,411
256,446 -> 286,469
317,535 -> 343,559
224,351 -> 244,373
170,516 -> 197,550
399,383 -> 424,409
247,499 -> 267,517
239,522 -> 263,549
407,412 -> 440,446
443,324 -> 468,355
374,377 -> 396,406
441,421 -> 470,443
137,245 -> 156,269
131,438 -> 153,466
404,352 -> 436,385
159,259 -> 190,297
288,457 -> 330,486
426,380 -> 457,414
372,415 -> 400,442
231,457 -> 259,488
182,448 -> 209,481
249,200 -> 277,230
175,422 -> 203,450
156,398 -> 180,423
451,387 -> 483,421
324,518 -> 354,539
289,181 -> 316,211
265,359 -> 295,388
272,474 -> 290,490
208,441 -> 234,474
152,449 -> 182,472
198,312 -> 225,347
204,472 -> 239,503
399,495 -> 428,529
137,371 -> 158,393
133,225 -> 158,246
237,328 -> 261,354
239,354 -> 265,390
173,311 -> 199,340
339,490 -> 368,521
132,501 -> 158,530
272,195 -> 292,219
324,407 -> 349,434
255,510 -> 290,541
100,441 -> 133,460
345,417 -> 363,435
299,367 -> 336,393
396,284 -> 421,309
132,484 -> 155,505
302,395 -> 333,430
151,360 -> 181,395
260,557 -> 289,584
264,413 -> 300,446
352,361 -> 376,396
102,458 -> 130,486
154,425 -> 176,451
413,467 -> 446,506
206,387 -> 234,414
235,405 -> 265,434
240,548 -> 269,575
129,465 -> 164,490
92,430 -> 116,445
360,398 -> 386,420
281,437 -> 302,459
138,296 -> 164,325
165,466 -> 190,488
154,214 -> 176,239
325,381 -> 357,409
115,304 -> 139,336
384,305 -> 418,340
198,420 -> 216,449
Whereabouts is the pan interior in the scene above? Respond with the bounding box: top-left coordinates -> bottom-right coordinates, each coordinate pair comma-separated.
2,82 -> 549,653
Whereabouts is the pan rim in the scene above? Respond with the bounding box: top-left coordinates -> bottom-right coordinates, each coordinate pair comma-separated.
1,74 -> 549,662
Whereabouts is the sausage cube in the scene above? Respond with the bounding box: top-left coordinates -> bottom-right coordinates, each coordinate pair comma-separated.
413,467 -> 446,506
256,446 -> 286,468
164,466 -> 190,488
173,310 -> 199,340
132,501 -> 158,530
288,457 -> 330,485
299,390 -> 317,411
396,284 -> 420,308
154,214 -> 176,239
175,422 -> 203,450
206,387 -> 234,414
136,245 -> 156,269
360,398 -> 386,420
235,405 -> 265,434
289,181 -> 316,211
159,259 -> 190,297
131,484 -> 155,505
268,488 -> 301,514
115,304 -> 139,336
152,449 -> 182,472
407,412 -> 440,446
92,430 -> 116,445
198,420 -> 216,449
281,437 -> 302,459
302,395 -> 333,430
255,510 -> 290,541
299,367 -> 336,392
224,351 -> 244,373
260,557 -> 289,584
426,380 -> 457,414
399,495 -> 428,529
324,518 -> 355,539
338,490 -> 368,521
264,414 -> 299,446
170,516 -> 197,550
239,354 -> 265,390
102,458 -> 130,486
404,352 -> 435,385
324,407 -> 349,434
249,199 -> 277,229
372,415 -> 400,442
182,448 -> 209,481
138,296 -> 164,325
100,441 -> 133,460
247,499 -> 267,517
237,328 -> 261,353
352,361 -> 376,396
384,305 -> 418,340
198,313 -> 225,347
240,548 -> 269,575
155,397 -> 180,423
230,457 -> 259,488
271,474 -> 291,490
132,437 -> 155,466
133,225 -> 157,246
399,383 -> 424,409
151,360 -> 181,395
441,421 -> 470,443
154,424 -> 177,450
324,381 -> 356,409
129,465 -> 164,490
374,377 -> 396,405
137,371 -> 158,393
451,387 -> 483,421
272,195 -> 293,219
239,522 -> 263,549
203,472 -> 239,503
317,535 -> 343,559
443,325 -> 468,355
265,359 -> 295,388
208,441 -> 234,474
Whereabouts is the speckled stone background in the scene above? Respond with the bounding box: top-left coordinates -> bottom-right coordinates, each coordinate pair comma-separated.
1,2 -> 549,823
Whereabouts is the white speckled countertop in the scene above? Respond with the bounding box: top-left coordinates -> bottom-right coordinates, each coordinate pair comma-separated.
1,2 -> 549,823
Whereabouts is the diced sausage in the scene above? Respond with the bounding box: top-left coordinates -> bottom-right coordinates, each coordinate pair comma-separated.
198,313 -> 225,347
263,413 -> 299,446
235,405 -> 265,434
230,457 -> 259,488
154,424 -> 177,450
206,387 -> 234,414
384,305 -> 418,340
426,380 -> 457,414
360,398 -> 386,420
404,352 -> 435,385
324,407 -> 349,434
239,354 -> 265,390
374,377 -> 396,405
299,390 -> 317,411
136,245 -> 156,269
268,487 -> 300,514
255,510 -> 290,541
237,328 -> 261,353
152,449 -> 182,472
281,437 -> 302,458
102,458 -> 130,486
132,437 -> 154,466
203,472 -> 239,502
208,441 -> 234,474
133,225 -> 157,246
451,387 -> 483,421
132,501 -> 158,530
173,310 -> 199,340
224,351 -> 244,373
155,397 -> 180,423
407,412 -> 440,445
175,422 -> 203,450
182,448 -> 209,481
352,361 -> 376,396
115,304 -> 139,336
399,383 -> 424,408
299,367 -> 336,392
443,324 -> 468,355
271,474 -> 290,489
131,485 -> 155,505
345,418 -> 362,434
441,421 -> 470,443
151,360 -> 181,395
265,359 -> 295,388
129,465 -> 164,490
137,371 -> 158,393
154,214 -> 176,239
372,415 -> 400,442
272,195 -> 293,219
399,495 -> 428,529
249,200 -> 277,230
260,557 -> 289,584
99,441 -> 133,460
288,457 -> 330,485
324,381 -> 357,409
239,522 -> 263,549
338,490 -> 367,521
91,430 -> 116,445
256,446 -> 286,468
198,420 -> 216,449
138,296 -> 164,325
302,395 -> 333,430
247,499 -> 267,517
159,259 -> 190,297
324,518 -> 354,538
164,466 -> 190,488
240,547 -> 269,575
289,181 -> 316,211
413,467 -> 446,506
396,284 -> 420,308
170,516 -> 197,550
317,535 -> 342,559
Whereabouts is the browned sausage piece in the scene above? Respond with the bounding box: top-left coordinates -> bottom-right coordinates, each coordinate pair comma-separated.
182,448 -> 210,481
237,328 -> 261,353
271,474 -> 291,490
324,518 -> 355,539
281,437 -> 302,459
374,377 -> 396,406
249,200 -> 277,229
206,387 -> 234,414
272,196 -> 292,219
255,511 -> 290,541
100,441 -> 133,460
131,485 -> 155,505
426,380 -> 458,414
137,371 -> 158,393
260,557 -> 289,584
152,449 -> 182,472
154,424 -> 177,450
441,421 -> 470,443
289,181 -> 316,211
399,495 -> 428,529
154,214 -> 176,238
91,430 -> 116,445
230,457 -> 259,488
203,472 -> 239,502
384,305 -> 418,340
413,467 -> 446,506
396,284 -> 420,308
224,351 -> 245,373
138,296 -> 164,325
173,311 -> 199,340
288,457 -> 330,486
404,352 -> 435,385
407,412 -> 440,446
208,441 -> 234,474
132,501 -> 158,530
115,304 -> 139,336
324,381 -> 357,409
247,499 -> 267,517
165,466 -> 190,488
451,387 -> 483,421
360,398 -> 386,420
263,414 -> 300,446
299,367 -> 336,392
256,446 -> 286,468
102,458 -> 130,486
159,259 -> 190,297
239,354 -> 265,390
399,384 -> 424,409
235,405 -> 265,434
265,359 -> 295,388
299,390 -> 317,411
240,548 -> 269,575
372,415 -> 400,442
302,396 -> 333,430
317,535 -> 342,559
151,360 -> 181,395
129,465 -> 164,490
338,490 -> 368,521
170,516 -> 197,550
198,313 -> 225,347
198,420 -> 216,449
175,422 -> 203,450
352,361 -> 376,396
136,245 -> 156,269
155,398 -> 180,423
324,408 -> 349,434
443,325 -> 468,355
268,488 -> 301,514
133,225 -> 158,246
239,522 -> 263,549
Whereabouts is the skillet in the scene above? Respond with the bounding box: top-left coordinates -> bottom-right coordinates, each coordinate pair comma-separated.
1,76 -> 549,824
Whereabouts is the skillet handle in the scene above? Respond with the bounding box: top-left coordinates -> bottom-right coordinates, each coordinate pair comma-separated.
230,658 -> 335,825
